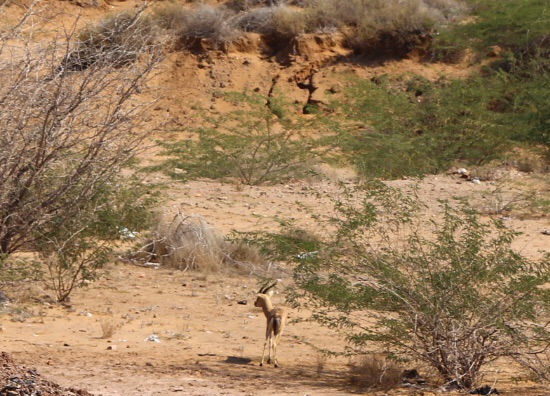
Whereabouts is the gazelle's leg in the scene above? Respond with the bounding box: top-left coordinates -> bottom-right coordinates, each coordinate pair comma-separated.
273,333 -> 282,367
267,335 -> 273,364
260,337 -> 268,366
272,339 -> 278,367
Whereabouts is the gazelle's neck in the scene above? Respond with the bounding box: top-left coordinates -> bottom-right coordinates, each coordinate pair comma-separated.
257,295 -> 274,318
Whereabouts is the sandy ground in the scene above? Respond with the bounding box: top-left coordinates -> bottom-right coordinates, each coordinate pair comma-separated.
1,173 -> 548,395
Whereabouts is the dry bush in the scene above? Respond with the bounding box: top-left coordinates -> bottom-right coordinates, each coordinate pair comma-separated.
348,355 -> 403,391
300,0 -> 342,33
135,212 -> 268,275
423,0 -> 469,20
234,7 -> 277,34
236,6 -> 309,41
226,0 -> 287,12
64,10 -> 159,70
152,3 -> 189,30
0,4 -> 163,258
513,152 -> 547,173
272,6 -> 309,39
347,0 -> 439,54
301,0 -> 466,54
175,5 -> 241,50
101,317 -> 122,339
516,348 -> 550,383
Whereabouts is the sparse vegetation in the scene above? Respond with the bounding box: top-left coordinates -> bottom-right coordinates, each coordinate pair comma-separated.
332,66 -> 548,178
0,0 -> 548,393
153,92 -> 336,185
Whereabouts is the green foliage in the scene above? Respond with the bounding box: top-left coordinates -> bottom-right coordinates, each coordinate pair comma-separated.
39,236 -> 111,303
334,73 -> 525,178
155,92 -> 336,185
432,1 -> 549,158
231,219 -> 321,263
285,180 -> 549,388
35,175 -> 158,302
436,0 -> 549,61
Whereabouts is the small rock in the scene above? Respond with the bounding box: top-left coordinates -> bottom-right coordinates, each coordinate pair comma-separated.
237,300 -> 247,305
144,334 -> 160,343
329,84 -> 341,94
470,385 -> 500,395
106,345 -> 117,351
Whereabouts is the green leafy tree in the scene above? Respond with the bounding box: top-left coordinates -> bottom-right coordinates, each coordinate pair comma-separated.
285,180 -> 549,388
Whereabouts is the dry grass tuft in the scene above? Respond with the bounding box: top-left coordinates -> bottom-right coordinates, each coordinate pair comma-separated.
132,212 -> 268,275
101,317 -> 122,339
347,354 -> 403,391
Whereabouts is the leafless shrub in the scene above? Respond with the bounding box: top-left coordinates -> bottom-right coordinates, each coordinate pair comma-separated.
300,0 -> 342,33
271,6 -> 309,39
479,183 -> 538,215
348,355 -> 403,391
235,5 -> 319,39
66,0 -> 106,8
0,4 -> 164,257
514,347 -> 550,383
136,212 -> 268,275
423,0 -> 469,20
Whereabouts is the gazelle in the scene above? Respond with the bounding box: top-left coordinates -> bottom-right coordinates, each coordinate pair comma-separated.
254,280 -> 288,367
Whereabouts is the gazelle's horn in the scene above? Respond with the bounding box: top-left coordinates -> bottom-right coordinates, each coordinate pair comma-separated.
258,279 -> 277,294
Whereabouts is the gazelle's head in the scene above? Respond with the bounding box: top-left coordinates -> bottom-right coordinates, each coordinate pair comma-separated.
254,280 -> 277,307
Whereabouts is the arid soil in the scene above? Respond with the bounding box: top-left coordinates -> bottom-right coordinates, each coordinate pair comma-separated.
1,174 -> 548,395
1,1 -> 549,395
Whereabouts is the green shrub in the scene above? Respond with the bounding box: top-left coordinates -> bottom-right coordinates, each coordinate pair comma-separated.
35,176 -> 158,302
154,92 -> 336,185
332,70 -> 547,178
287,180 -> 549,389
